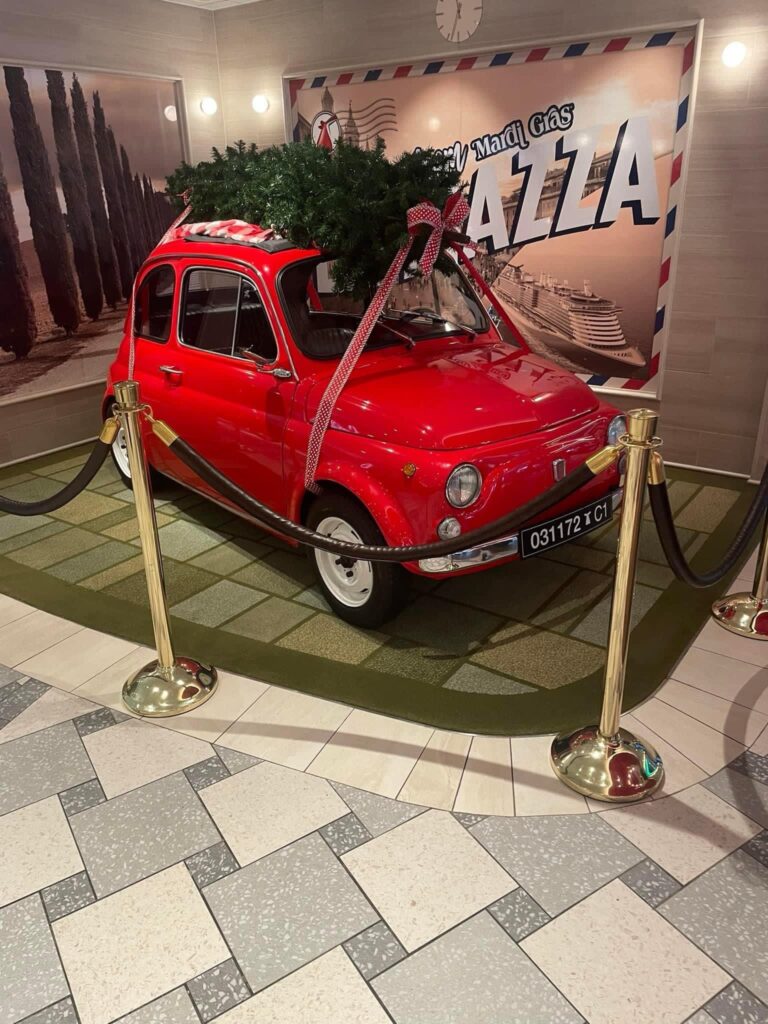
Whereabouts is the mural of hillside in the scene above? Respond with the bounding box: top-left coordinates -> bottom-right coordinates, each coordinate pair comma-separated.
0,66 -> 184,400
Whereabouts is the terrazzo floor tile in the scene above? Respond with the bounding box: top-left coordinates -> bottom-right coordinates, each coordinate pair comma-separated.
0,610 -> 82,667
0,719 -> 94,815
0,894 -> 69,1024
41,870 -> 96,921
602,785 -> 761,883
487,888 -> 551,941
199,759 -> 347,864
397,728 -> 471,810
730,750 -> 768,786
630,697 -> 746,775
113,988 -> 200,1023
20,997 -> 79,1023
620,858 -> 683,907
0,688 -> 98,745
223,596 -> 315,642
320,811 -> 372,855
171,580 -> 267,627
471,813 -> 644,916
656,678 -> 768,745
308,709 -> 432,798
0,795 -> 83,908
214,745 -> 262,775
74,706 -> 121,737
343,920 -> 408,980
342,810 -> 514,951
659,850 -> 768,1004
372,910 -> 582,1024
187,959 -> 251,1021
453,735 -> 515,817
186,842 -> 240,888
82,717 -> 214,797
687,1013 -> 718,1024
705,981 -> 768,1024
523,880 -> 730,1024
206,832 -> 378,993
332,782 -> 426,836
742,830 -> 768,869
59,778 -> 106,817
70,772 -> 220,897
215,946 -> 391,1023
53,863 -> 230,1024
185,755 -> 231,790
703,766 -> 768,828
277,612 -> 384,664
17,629 -> 138,692
0,675 -> 48,720
216,685 -> 349,771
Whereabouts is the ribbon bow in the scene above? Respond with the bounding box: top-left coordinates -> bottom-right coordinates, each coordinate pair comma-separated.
304,195 -> 471,489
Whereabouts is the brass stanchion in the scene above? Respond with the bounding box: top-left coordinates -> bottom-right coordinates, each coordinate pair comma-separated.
711,508 -> 768,640
112,380 -> 218,716
550,409 -> 665,802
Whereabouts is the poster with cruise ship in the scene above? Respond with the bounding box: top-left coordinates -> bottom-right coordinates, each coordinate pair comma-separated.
289,31 -> 694,394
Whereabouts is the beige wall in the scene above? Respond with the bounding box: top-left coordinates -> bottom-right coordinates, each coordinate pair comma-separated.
215,0 -> 768,476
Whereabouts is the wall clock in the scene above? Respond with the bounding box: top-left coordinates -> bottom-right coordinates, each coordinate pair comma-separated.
436,0 -> 483,44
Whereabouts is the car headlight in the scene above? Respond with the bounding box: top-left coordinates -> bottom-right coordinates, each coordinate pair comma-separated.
607,415 -> 627,446
446,464 -> 482,508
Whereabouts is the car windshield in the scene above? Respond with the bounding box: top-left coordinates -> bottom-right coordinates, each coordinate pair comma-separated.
278,256 -> 489,361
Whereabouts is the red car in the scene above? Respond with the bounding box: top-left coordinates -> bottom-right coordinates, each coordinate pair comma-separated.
104,228 -> 624,627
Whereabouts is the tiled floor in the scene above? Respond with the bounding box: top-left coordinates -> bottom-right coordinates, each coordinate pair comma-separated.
1,554 -> 768,1022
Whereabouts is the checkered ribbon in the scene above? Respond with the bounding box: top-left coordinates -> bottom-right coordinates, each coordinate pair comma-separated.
304,193 -> 470,490
175,219 -> 275,244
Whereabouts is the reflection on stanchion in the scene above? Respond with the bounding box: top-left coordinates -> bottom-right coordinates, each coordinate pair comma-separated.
112,380 -> 218,716
711,506 -> 768,640
550,409 -> 665,803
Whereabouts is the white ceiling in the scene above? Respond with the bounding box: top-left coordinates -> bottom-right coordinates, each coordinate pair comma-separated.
158,0 -> 264,10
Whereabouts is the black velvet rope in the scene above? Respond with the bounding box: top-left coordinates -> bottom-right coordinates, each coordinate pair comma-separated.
648,463 -> 768,588
0,439 -> 111,517
167,434 -> 598,563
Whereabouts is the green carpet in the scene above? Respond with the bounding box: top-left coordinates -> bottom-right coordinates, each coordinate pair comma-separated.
0,445 -> 754,735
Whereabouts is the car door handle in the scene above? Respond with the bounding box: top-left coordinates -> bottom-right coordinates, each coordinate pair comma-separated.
160,365 -> 183,381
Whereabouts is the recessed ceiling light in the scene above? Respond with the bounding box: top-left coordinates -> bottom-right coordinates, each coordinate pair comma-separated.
721,41 -> 747,67
163,105 -> 178,122
200,96 -> 218,115
251,94 -> 270,113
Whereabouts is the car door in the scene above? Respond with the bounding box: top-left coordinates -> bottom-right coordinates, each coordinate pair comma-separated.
157,259 -> 297,515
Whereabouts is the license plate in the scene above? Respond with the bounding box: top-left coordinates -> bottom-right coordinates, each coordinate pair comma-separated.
519,495 -> 613,559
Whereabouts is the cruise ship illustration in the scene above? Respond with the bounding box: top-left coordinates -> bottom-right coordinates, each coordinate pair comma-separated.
494,263 -> 646,369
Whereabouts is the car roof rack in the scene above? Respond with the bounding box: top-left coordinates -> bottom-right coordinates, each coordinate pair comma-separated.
182,233 -> 297,254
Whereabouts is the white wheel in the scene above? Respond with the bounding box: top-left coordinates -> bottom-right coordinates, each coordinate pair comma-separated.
314,516 -> 374,608
112,423 -> 131,481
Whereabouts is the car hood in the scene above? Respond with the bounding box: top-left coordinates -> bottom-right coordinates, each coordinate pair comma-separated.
305,341 -> 599,450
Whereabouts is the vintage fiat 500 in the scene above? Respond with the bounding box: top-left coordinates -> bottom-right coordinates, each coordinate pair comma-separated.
104,227 -> 625,627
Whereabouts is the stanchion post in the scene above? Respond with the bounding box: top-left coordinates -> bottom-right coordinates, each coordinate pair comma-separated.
550,409 -> 664,802
711,506 -> 768,639
112,380 -> 218,716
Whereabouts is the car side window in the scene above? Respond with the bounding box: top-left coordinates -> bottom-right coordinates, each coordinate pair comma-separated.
133,264 -> 175,343
180,269 -> 278,362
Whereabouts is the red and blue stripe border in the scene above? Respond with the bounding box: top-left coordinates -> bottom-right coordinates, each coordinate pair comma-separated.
287,29 -> 697,396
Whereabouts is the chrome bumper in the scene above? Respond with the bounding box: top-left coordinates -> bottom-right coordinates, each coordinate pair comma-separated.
418,489 -> 623,574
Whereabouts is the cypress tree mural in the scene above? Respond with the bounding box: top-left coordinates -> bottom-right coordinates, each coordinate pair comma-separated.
133,172 -> 153,254
119,144 -> 148,258
46,70 -> 103,321
108,126 -> 141,270
92,90 -> 133,298
70,75 -> 121,309
143,174 -> 163,241
4,65 -> 80,334
0,149 -> 36,358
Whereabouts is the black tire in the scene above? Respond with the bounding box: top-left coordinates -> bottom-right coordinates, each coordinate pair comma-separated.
306,492 -> 408,628
106,401 -> 163,490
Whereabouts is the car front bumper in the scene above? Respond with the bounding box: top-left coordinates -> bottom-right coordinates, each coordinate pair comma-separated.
417,488 -> 623,574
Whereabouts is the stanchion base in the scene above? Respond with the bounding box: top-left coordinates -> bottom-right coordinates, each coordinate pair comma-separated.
550,725 -> 664,803
122,657 -> 218,717
711,592 -> 768,640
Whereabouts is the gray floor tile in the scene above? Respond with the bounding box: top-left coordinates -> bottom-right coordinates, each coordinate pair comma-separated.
620,859 -> 682,908
16,997 -> 78,1023
742,831 -> 768,869
213,745 -> 262,775
186,842 -> 239,888
687,1013 -> 719,1024
59,778 -> 106,817
114,988 -> 200,1023
0,665 -> 22,687
729,752 -> 768,786
320,812 -> 372,855
706,981 -> 768,1024
703,768 -> 768,829
344,920 -> 407,980
372,911 -> 583,1024
74,706 -> 120,738
187,959 -> 250,1021
660,850 -> 768,1003
184,755 -> 231,791
0,894 -> 68,1024
0,677 -> 49,720
70,772 -> 221,897
331,782 -> 426,836
0,720 -> 93,815
453,812 -> 488,828
488,889 -> 550,941
471,814 -> 644,916
41,870 -> 96,922
205,832 -> 378,993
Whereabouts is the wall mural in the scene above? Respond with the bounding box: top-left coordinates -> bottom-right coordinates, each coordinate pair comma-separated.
288,30 -> 696,396
0,66 -> 184,401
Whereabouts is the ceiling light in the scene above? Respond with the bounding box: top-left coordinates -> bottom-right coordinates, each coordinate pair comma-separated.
163,105 -> 178,123
721,41 -> 747,67
200,96 -> 218,116
251,94 -> 270,113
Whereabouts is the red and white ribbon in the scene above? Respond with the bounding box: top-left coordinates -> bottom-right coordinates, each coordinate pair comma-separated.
304,193 -> 470,489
